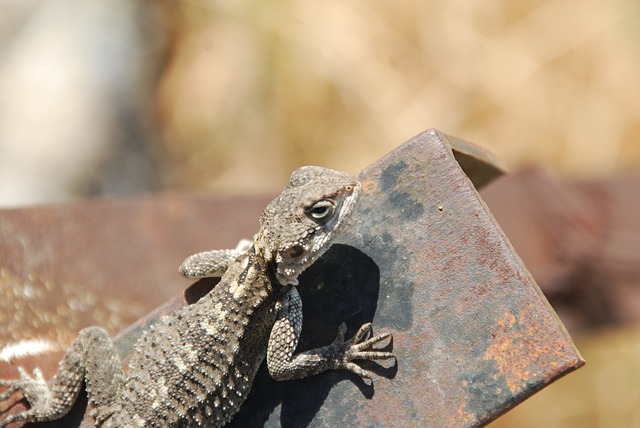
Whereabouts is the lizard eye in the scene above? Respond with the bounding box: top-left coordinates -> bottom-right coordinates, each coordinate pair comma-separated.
308,200 -> 335,220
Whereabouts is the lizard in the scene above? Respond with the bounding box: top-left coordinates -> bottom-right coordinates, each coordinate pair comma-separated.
0,166 -> 395,427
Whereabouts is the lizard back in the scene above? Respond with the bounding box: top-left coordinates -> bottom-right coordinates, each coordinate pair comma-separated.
107,248 -> 282,427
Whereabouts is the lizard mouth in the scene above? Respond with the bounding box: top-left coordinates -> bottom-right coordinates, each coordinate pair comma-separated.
275,245 -> 312,285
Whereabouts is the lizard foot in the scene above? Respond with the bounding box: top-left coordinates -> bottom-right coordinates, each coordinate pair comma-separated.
0,367 -> 52,427
331,322 -> 395,385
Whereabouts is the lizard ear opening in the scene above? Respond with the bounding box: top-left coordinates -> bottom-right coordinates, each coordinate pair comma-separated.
286,245 -> 305,259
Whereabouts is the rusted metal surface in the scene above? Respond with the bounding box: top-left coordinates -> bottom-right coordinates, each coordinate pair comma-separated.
227,129 -> 582,427
0,129 -> 583,427
481,168 -> 640,334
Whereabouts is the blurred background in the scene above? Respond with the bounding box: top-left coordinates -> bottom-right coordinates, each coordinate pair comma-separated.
1,0 -> 639,426
2,0 -> 640,205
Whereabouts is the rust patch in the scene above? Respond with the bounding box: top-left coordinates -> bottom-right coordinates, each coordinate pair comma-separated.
455,398 -> 476,427
483,303 -> 567,394
361,179 -> 378,194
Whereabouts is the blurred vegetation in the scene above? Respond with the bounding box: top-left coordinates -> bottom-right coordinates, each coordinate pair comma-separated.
2,0 -> 639,198
154,0 -> 640,195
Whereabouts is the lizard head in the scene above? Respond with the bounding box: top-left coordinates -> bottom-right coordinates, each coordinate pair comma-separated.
256,166 -> 360,286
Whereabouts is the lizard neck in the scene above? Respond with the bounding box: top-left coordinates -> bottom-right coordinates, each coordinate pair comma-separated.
252,231 -> 271,259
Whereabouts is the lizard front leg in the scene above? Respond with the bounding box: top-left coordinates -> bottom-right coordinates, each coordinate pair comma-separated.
266,287 -> 395,384
0,327 -> 124,427
179,239 -> 252,279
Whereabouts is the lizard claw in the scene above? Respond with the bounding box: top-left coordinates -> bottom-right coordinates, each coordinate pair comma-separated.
0,367 -> 47,401
0,367 -> 51,427
332,322 -> 348,343
332,322 -> 395,383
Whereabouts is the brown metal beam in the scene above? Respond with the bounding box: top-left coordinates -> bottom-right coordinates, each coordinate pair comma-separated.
0,129 -> 582,427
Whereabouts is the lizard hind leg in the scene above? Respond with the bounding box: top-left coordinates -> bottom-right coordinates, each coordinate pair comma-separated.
0,326 -> 124,427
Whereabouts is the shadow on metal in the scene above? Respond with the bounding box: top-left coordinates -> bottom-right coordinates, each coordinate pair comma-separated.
0,129 -> 583,427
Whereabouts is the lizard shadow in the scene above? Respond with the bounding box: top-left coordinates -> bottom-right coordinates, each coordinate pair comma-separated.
227,243 -> 395,428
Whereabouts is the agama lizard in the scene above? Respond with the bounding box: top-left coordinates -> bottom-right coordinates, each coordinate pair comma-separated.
0,166 -> 395,427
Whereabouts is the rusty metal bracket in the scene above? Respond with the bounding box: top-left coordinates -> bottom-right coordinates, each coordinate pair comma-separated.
0,129 -> 582,427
